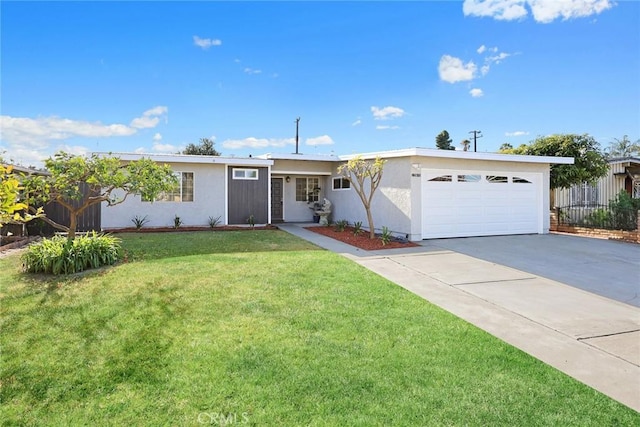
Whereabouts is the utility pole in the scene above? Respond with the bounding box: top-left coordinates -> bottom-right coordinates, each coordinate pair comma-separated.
294,117 -> 301,154
469,130 -> 483,152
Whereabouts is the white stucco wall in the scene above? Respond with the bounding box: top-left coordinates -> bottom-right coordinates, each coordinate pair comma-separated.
101,162 -> 227,229
331,155 -> 553,240
330,157 -> 413,238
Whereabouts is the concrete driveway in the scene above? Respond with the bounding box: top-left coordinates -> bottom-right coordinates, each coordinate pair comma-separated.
422,234 -> 640,307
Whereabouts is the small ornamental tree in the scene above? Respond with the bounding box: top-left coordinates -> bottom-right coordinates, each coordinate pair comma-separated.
24,152 -> 178,239
337,156 -> 386,239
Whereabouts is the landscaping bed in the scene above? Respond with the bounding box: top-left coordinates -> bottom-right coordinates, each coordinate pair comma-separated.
103,225 -> 278,233
305,225 -> 419,250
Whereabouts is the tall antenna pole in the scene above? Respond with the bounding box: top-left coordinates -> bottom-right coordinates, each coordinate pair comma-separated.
294,117 -> 301,154
469,130 -> 483,152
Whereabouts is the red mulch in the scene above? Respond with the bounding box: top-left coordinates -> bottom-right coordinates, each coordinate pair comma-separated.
104,225 -> 278,233
305,226 -> 418,251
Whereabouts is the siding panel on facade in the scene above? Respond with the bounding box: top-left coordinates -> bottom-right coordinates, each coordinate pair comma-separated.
227,167 -> 269,224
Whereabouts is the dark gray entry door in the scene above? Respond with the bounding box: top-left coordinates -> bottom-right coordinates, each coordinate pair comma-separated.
271,178 -> 283,222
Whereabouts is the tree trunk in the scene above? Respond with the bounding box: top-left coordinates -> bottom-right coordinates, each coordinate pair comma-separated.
68,214 -> 77,239
366,207 -> 375,239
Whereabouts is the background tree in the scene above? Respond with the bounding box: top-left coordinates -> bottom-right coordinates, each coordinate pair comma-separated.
460,139 -> 471,151
504,134 -> 609,207
24,152 -> 178,239
604,135 -> 640,158
435,130 -> 455,150
182,138 -> 221,156
337,156 -> 386,239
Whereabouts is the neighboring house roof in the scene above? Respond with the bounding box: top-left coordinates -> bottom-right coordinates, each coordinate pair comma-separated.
607,157 -> 640,165
1,163 -> 50,176
338,147 -> 574,164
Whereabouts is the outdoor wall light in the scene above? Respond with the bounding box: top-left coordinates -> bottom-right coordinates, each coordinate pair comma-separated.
285,176 -> 291,183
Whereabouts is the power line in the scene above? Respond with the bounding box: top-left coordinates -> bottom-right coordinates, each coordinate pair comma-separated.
469,130 -> 483,152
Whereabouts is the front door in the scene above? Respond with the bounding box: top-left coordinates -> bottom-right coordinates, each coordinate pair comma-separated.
271,178 -> 284,222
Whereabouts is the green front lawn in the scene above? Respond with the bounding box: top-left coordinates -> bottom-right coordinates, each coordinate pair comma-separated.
1,231 -> 637,425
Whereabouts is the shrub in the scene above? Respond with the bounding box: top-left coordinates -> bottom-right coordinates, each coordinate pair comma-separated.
22,232 -> 122,275
173,215 -> 183,229
608,190 -> 639,230
380,226 -> 392,246
208,215 -> 222,228
247,215 -> 255,229
353,221 -> 362,236
131,214 -> 149,230
334,219 -> 348,232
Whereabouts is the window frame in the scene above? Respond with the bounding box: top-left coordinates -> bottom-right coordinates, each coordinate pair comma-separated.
295,177 -> 320,202
142,171 -> 194,203
232,168 -> 259,180
332,177 -> 351,191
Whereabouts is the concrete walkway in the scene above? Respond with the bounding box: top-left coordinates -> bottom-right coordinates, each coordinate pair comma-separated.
278,224 -> 640,412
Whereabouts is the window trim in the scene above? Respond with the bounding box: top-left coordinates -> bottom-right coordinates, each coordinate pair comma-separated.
332,177 -> 351,191
232,168 -> 259,180
142,171 -> 194,203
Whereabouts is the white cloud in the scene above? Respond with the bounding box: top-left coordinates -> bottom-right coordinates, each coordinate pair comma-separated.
0,115 -> 136,144
370,106 -> 406,120
463,0 -> 532,21
477,45 -> 487,54
462,0 -> 613,23
438,55 -> 477,83
193,35 -> 222,49
0,107 -> 169,166
505,131 -> 530,137
130,106 -> 168,129
306,135 -> 334,146
153,132 -> 162,142
152,143 -> 178,153
222,137 -> 295,149
376,125 -> 400,130
244,68 -> 262,75
352,118 -> 362,126
470,88 -> 484,97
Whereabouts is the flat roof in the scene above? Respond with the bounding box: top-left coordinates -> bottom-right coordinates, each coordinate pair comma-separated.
338,147 -> 574,164
257,153 -> 340,161
94,152 -> 273,166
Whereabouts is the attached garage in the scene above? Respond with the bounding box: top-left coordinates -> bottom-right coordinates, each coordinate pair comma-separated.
421,169 -> 543,239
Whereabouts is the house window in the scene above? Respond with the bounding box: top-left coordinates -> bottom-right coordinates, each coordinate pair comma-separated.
428,175 -> 452,182
570,182 -> 598,206
457,174 -> 480,183
233,168 -> 258,180
513,176 -> 532,184
296,177 -> 320,202
143,172 -> 194,202
486,175 -> 508,183
332,177 -> 351,190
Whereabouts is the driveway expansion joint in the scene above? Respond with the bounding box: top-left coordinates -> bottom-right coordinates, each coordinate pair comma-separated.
578,329 -> 640,341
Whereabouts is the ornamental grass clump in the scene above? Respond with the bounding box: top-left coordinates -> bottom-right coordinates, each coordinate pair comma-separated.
22,232 -> 122,275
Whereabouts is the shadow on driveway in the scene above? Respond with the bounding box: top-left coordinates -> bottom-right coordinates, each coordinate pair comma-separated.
422,234 -> 640,307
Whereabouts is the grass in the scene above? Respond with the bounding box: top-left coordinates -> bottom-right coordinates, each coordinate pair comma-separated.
1,230 -> 638,426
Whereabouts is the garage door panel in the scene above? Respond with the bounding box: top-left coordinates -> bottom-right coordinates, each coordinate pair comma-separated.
422,169 -> 541,239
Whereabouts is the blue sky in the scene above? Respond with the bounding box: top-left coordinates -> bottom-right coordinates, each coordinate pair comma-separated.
1,0 -> 638,167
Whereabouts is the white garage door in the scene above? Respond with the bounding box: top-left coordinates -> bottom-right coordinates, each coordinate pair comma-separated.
421,169 -> 542,239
